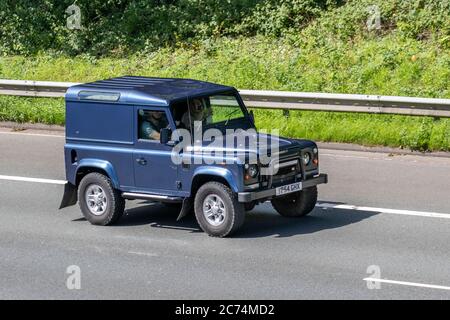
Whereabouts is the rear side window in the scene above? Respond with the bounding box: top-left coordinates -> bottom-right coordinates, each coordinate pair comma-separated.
78,91 -> 120,102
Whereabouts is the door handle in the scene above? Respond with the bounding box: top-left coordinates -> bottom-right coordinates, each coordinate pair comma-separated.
136,157 -> 147,165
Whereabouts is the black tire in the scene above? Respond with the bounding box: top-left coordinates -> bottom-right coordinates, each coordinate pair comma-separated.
78,172 -> 125,225
244,202 -> 256,211
194,182 -> 245,237
271,186 -> 317,217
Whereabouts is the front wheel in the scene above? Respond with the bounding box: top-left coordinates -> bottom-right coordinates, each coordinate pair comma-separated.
194,182 -> 245,237
78,172 -> 125,225
271,186 -> 317,217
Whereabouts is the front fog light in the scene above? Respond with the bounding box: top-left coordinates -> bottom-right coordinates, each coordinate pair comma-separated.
302,152 -> 311,165
248,165 -> 259,178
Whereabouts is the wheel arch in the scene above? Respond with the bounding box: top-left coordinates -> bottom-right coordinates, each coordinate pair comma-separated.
60,160 -> 120,210
191,166 -> 241,196
75,159 -> 120,188
191,174 -> 231,196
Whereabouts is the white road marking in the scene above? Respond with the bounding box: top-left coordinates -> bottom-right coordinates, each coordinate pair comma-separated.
363,278 -> 450,291
321,152 -> 396,161
321,153 -> 372,159
0,174 -> 66,185
318,202 -> 450,219
0,131 -> 64,138
128,251 -> 159,257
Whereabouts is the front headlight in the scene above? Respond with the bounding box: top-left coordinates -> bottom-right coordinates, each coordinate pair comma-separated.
247,164 -> 259,178
302,152 -> 311,165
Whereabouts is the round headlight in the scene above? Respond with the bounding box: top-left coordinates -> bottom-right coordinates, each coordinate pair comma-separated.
302,152 -> 311,165
248,164 -> 259,178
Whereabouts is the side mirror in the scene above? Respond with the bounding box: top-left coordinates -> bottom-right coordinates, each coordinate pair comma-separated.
160,128 -> 172,145
249,110 -> 255,124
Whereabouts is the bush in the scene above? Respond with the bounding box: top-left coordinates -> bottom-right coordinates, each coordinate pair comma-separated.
0,0 -> 448,56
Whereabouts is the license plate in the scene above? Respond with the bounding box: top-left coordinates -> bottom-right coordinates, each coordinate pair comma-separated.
275,182 -> 302,196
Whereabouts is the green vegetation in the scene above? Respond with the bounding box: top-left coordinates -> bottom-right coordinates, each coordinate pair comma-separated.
254,110 -> 450,152
0,96 -> 64,125
1,0 -> 448,56
0,0 -> 449,150
0,96 -> 65,125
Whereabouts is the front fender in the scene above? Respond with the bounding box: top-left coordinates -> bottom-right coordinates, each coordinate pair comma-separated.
192,166 -> 243,193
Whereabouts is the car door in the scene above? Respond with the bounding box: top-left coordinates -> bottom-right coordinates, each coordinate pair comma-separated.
133,107 -> 179,194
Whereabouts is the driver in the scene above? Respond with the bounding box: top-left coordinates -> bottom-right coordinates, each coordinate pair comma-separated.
140,110 -> 168,140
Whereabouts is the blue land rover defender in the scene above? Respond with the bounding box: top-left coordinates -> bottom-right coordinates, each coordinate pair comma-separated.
60,76 -> 328,237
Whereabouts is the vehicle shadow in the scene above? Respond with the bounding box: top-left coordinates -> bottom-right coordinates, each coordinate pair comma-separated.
236,204 -> 376,238
108,200 -> 377,238
114,202 -> 202,232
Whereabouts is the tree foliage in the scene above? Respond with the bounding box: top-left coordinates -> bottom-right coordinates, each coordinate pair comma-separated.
1,0 -> 447,56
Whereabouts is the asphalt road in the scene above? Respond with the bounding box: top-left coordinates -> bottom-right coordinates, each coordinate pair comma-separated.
0,129 -> 449,299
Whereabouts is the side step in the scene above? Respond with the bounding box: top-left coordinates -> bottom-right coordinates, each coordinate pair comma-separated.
122,192 -> 183,203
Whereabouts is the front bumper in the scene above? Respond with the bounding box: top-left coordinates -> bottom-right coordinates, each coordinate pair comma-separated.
237,173 -> 328,203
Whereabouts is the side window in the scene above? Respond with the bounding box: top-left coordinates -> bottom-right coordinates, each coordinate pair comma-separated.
138,109 -> 168,141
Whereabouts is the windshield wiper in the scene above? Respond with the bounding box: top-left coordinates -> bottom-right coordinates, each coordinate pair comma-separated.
224,109 -> 240,126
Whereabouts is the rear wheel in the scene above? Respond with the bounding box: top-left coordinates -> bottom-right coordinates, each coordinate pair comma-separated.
271,186 -> 317,217
78,173 -> 125,225
194,182 -> 245,237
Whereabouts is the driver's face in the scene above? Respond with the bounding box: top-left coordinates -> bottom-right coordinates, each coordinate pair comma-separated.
150,112 -> 162,119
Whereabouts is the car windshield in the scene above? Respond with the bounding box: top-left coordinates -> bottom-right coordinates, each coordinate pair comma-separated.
208,93 -> 245,125
173,92 -> 252,135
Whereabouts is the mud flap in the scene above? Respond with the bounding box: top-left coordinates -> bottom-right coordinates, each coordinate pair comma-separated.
176,197 -> 193,221
59,182 -> 78,209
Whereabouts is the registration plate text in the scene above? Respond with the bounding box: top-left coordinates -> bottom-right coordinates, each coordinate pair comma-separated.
275,182 -> 302,196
